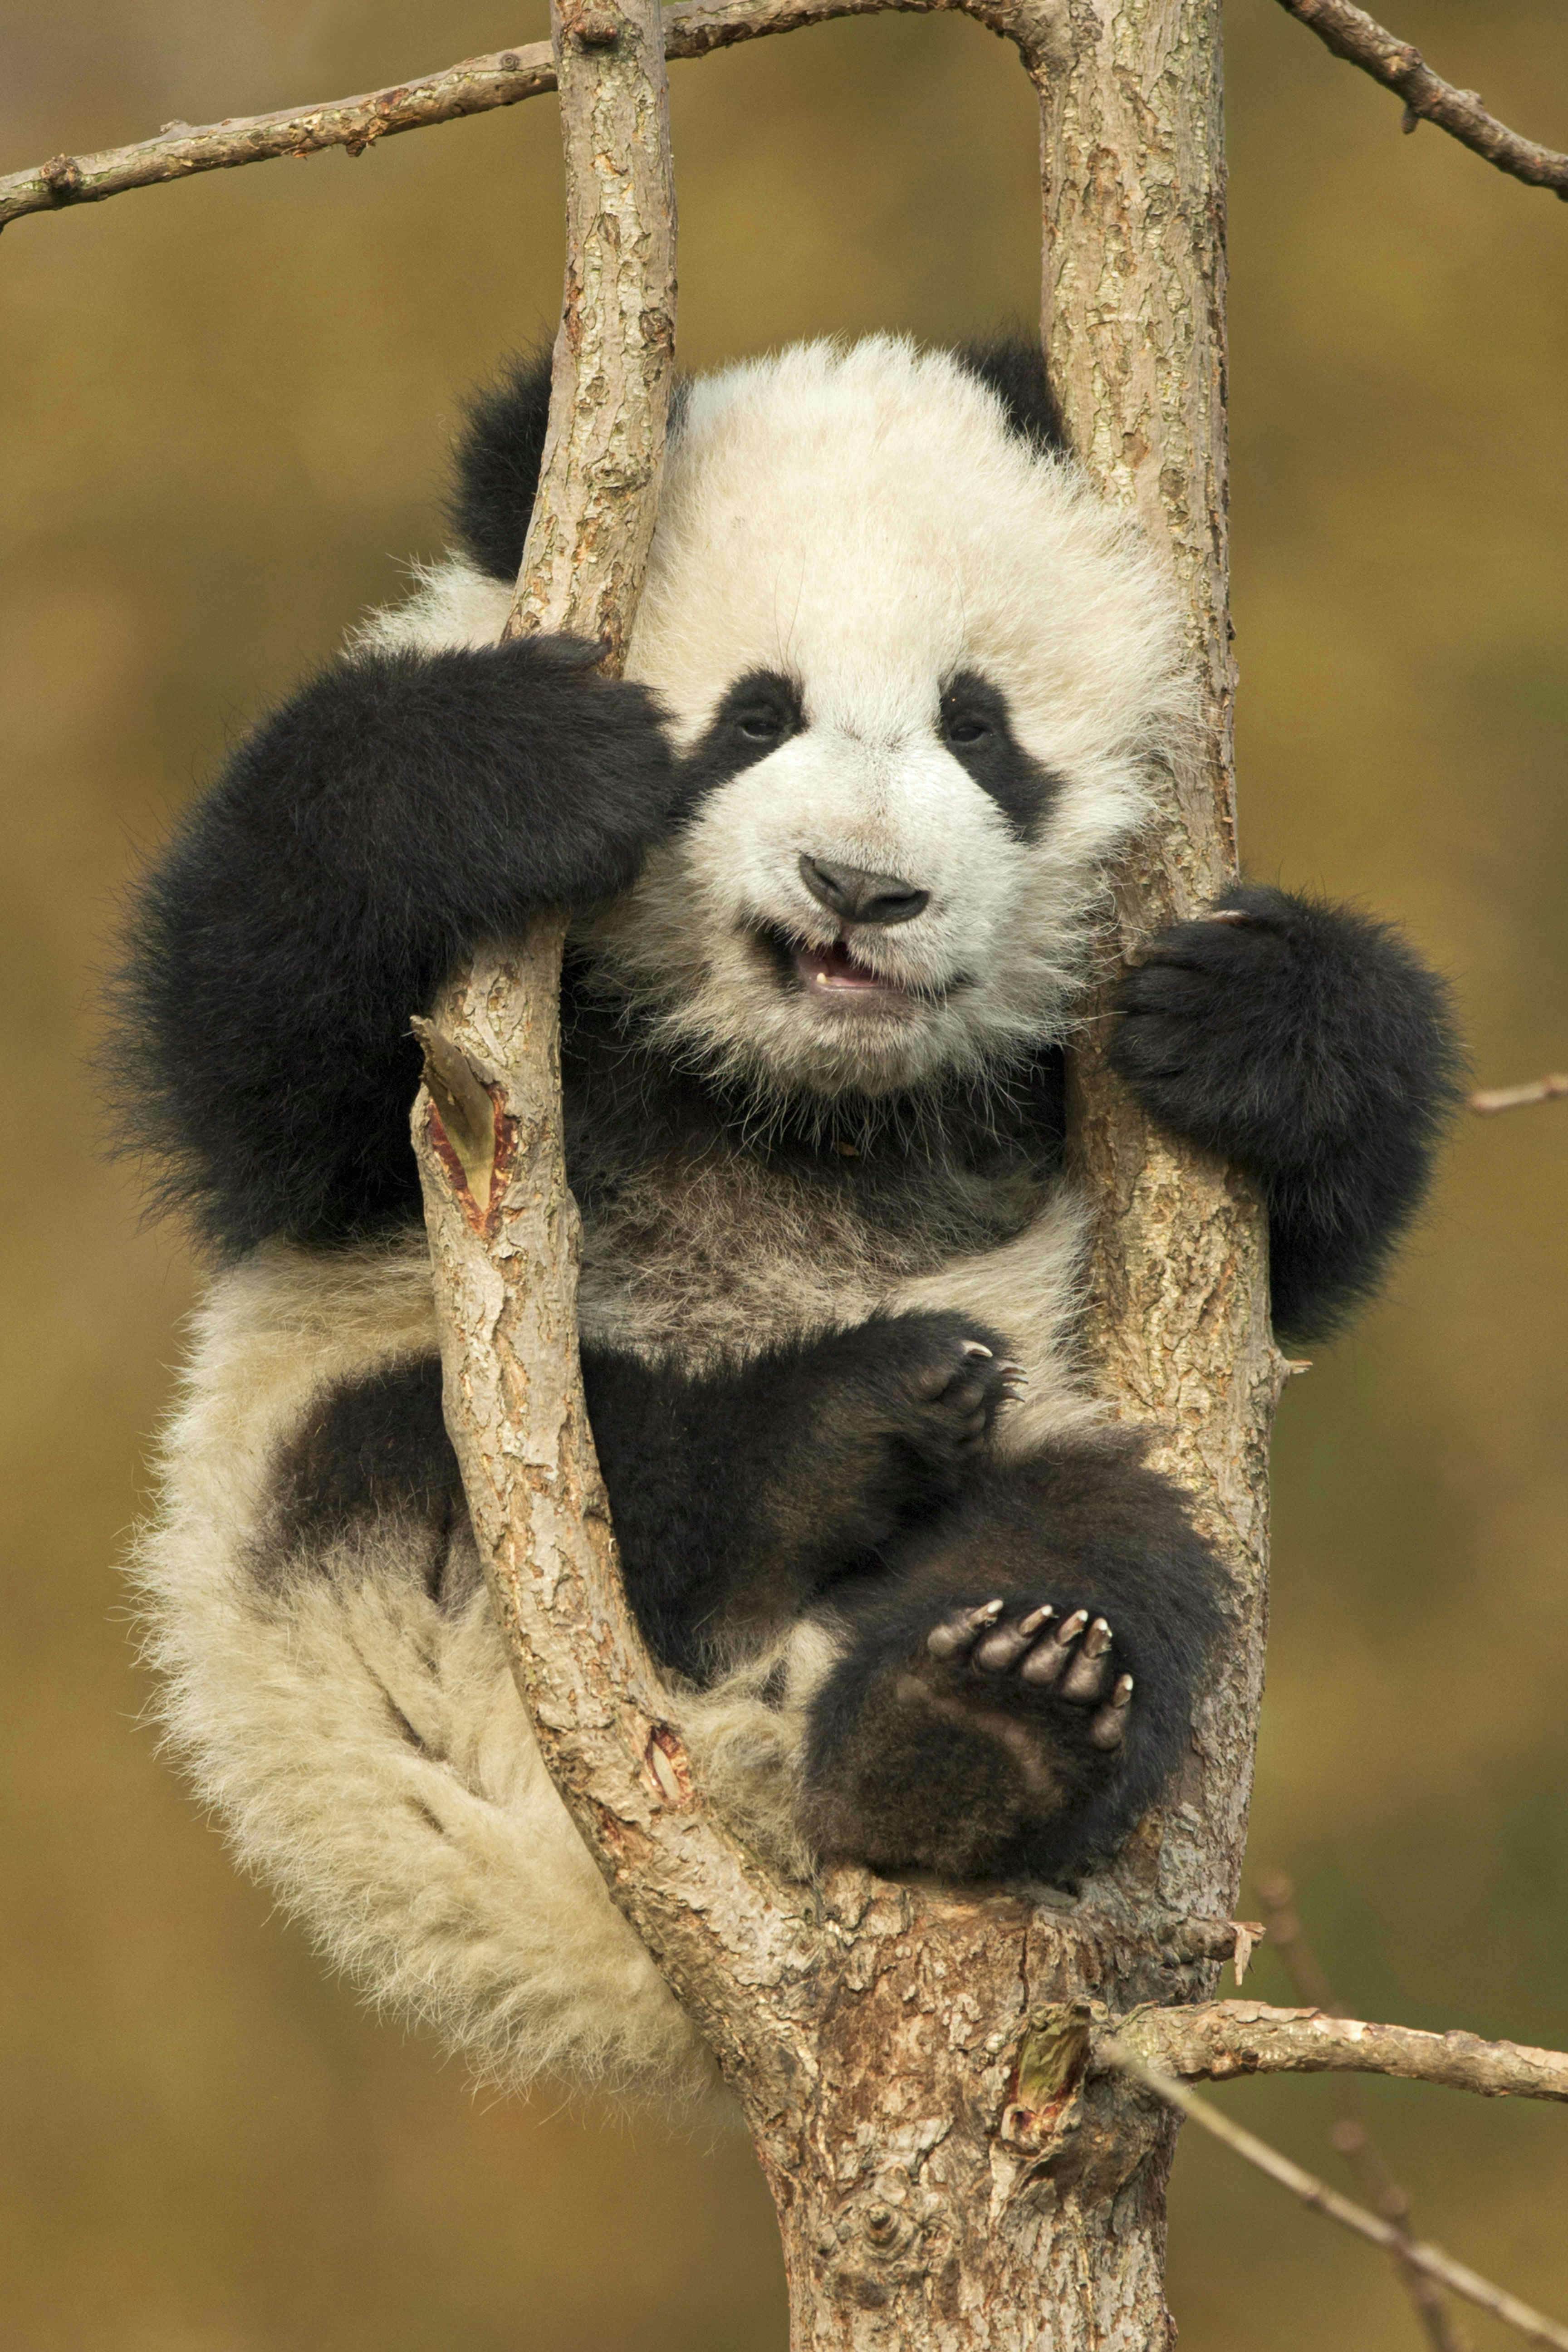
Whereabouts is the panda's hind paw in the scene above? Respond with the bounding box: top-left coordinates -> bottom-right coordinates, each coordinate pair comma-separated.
924,1596 -> 1133,1746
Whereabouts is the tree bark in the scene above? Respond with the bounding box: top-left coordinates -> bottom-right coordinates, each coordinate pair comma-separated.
414,1 -> 1276,2345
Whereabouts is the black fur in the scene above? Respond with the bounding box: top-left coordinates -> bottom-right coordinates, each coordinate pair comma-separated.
1111,884 -> 1463,1337
263,1356 -> 477,1612
672,667 -> 805,817
940,670 -> 1060,838
955,334 -> 1070,456
269,1324 -> 1219,1885
449,351 -> 554,586
582,1313 -> 1013,1676
802,1436 -> 1224,1882
118,339 -> 1460,1890
114,634 -> 680,1254
272,1356 -> 460,1550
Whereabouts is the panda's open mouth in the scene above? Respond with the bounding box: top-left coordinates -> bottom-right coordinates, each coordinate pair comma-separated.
751,923 -> 940,1012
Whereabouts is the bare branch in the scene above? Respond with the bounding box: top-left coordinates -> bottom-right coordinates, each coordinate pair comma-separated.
1259,1872 -> 1470,2352
1112,1999 -> 1568,2104
1269,0 -> 1568,200
1470,1073 -> 1568,1116
410,0 -> 823,2082
1105,2040 -> 1568,2352
0,0 -> 1014,235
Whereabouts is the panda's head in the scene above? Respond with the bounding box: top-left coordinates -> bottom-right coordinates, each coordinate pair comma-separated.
403,336 -> 1193,1109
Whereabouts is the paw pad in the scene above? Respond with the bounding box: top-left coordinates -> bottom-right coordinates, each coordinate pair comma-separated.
926,1599 -> 1133,1750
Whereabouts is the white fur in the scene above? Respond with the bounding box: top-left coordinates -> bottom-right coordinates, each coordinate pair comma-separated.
137,337 -> 1190,2104
592,340 -> 1187,1101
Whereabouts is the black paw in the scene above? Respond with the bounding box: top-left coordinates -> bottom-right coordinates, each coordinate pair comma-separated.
925,1595 -> 1133,1750
824,1313 -> 1022,1483
778,1314 -> 1023,1565
1110,883 -> 1313,1152
490,633 -> 685,899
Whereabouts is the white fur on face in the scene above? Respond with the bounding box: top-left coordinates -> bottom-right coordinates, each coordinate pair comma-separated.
358,335 -> 1192,1103
580,335 -> 1191,1100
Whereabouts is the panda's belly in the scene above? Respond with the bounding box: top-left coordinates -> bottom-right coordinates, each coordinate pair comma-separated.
576,1150 -> 1100,1451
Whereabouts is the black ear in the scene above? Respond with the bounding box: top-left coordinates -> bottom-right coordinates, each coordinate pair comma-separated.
955,334 -> 1070,457
449,350 -> 555,584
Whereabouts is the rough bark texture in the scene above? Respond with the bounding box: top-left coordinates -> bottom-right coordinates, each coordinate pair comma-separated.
1041,0 -> 1279,1935
412,2 -> 1279,2346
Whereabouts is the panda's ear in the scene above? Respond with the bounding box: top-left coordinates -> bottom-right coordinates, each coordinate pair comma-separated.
448,351 -> 555,584
953,334 -> 1070,458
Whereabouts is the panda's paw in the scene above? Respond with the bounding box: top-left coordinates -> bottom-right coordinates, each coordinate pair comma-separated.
924,1595 -> 1133,1750
1110,883 -> 1308,1158
822,1313 -> 1021,1484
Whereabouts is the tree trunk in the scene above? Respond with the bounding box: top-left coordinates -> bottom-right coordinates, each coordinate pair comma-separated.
415,2 -> 1278,2344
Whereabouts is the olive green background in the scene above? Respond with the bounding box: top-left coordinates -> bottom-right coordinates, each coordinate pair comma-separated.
3,3 -> 1565,2345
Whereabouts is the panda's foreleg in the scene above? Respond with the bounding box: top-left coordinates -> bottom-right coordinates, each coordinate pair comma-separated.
118,633 -> 681,1255
1110,882 -> 1462,1338
796,1436 -> 1226,1884
580,1311 -> 1018,1681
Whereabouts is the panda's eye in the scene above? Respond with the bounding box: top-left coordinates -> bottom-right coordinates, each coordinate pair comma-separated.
943,711 -> 991,745
737,708 -> 786,741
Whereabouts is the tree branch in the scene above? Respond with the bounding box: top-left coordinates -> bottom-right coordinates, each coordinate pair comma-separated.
1104,2040 -> 1568,2352
1269,0 -> 1568,200
408,0 -> 830,2088
1111,1999 -> 1568,2105
1470,1073 -> 1568,1116
0,0 -> 1024,235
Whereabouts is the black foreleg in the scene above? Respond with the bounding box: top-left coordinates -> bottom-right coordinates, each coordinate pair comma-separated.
116,634 -> 680,1254
1112,883 -> 1462,1337
582,1313 -> 1016,1681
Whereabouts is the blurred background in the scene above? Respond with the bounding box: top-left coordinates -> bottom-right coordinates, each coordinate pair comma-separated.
2,1 -> 1565,2344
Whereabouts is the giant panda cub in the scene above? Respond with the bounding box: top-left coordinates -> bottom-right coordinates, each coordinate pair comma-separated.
123,335 -> 1457,2104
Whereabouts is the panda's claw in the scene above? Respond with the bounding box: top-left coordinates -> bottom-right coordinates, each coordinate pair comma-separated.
974,1619 -> 1034,1671
927,1598 -> 1005,1661
1019,1607 -> 1089,1686
1060,1617 -> 1114,1703
960,1340 -> 995,1360
1090,1675 -> 1135,1749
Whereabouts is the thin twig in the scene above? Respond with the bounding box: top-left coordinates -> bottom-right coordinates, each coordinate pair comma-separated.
1269,0 -> 1568,200
1112,2000 -> 1568,2104
0,0 -> 956,234
1470,1074 -> 1568,1116
1258,1873 -> 1470,2352
1104,2041 -> 1568,2352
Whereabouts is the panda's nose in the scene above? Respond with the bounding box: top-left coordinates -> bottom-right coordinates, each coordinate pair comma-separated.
799,854 -> 931,927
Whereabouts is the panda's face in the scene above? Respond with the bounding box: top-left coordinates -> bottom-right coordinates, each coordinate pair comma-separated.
584,652 -> 1069,1100
578,338 -> 1191,1107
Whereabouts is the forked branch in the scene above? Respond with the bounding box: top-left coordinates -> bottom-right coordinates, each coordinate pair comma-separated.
1107,2042 -> 1568,2352
5,0 -> 1562,234
0,0 -> 1042,234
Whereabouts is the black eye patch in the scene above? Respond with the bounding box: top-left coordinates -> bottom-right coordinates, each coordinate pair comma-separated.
938,671 -> 1058,838
674,668 -> 805,813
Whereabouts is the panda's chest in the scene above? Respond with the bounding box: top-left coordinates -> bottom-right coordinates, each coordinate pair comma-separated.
574,1145 -> 1049,1371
